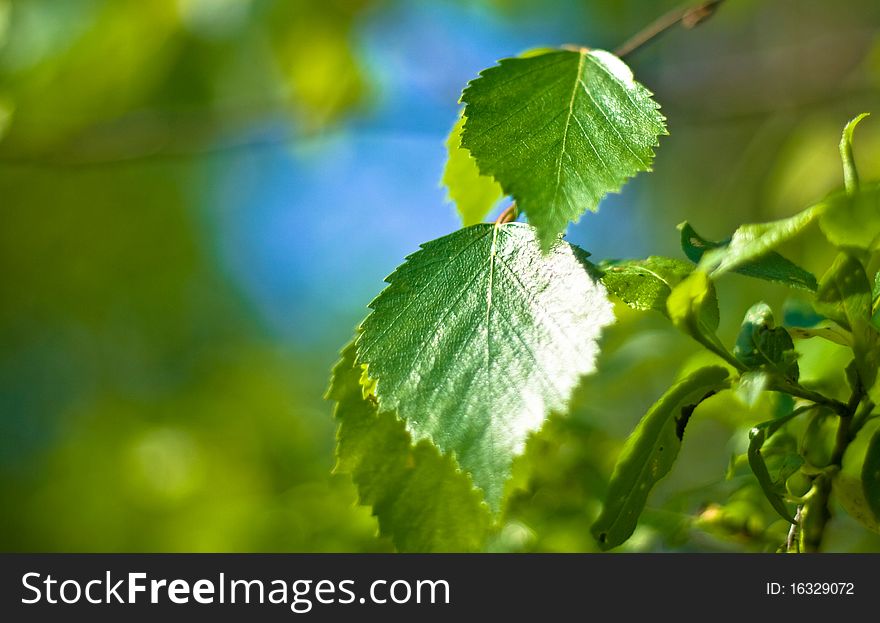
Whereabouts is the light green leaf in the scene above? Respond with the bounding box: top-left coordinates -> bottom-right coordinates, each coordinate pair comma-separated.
667,270 -> 720,340
836,418 -> 880,532
815,253 -> 880,390
817,183 -> 880,251
733,302 -> 799,381
461,48 -> 665,249
679,218 -> 818,291
840,113 -> 869,195
599,256 -> 692,315
357,222 -> 615,510
442,113 -> 504,226
591,366 -> 729,550
328,341 -> 492,552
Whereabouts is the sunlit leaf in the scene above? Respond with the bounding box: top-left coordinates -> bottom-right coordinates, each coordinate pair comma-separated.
461,48 -> 665,249
357,222 -> 615,510
591,366 -> 729,550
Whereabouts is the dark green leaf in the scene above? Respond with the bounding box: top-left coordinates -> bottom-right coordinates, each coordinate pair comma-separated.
599,256 -> 692,315
679,219 -> 818,291
748,426 -> 796,523
815,253 -> 880,390
328,342 -> 492,552
442,113 -> 504,226
357,223 -> 614,510
591,366 -> 729,550
461,48 -> 666,249
733,302 -> 799,381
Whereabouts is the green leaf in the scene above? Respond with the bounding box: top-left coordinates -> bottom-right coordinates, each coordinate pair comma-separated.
815,253 -> 880,390
591,366 -> 729,550
748,426 -> 796,523
666,270 -> 720,340
328,341 -> 492,552
461,48 -> 666,249
442,113 -> 504,226
836,418 -> 880,532
840,113 -> 869,195
817,183 -> 880,251
733,302 -> 799,381
357,222 -> 615,510
873,272 -> 880,329
860,425 -> 880,523
679,219 -> 818,291
599,256 -> 692,315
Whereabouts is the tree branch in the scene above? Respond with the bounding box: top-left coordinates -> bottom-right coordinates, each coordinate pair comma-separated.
615,0 -> 726,59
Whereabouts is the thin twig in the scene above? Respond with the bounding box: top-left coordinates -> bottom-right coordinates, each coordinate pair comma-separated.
785,506 -> 802,553
495,203 -> 519,225
614,0 -> 726,59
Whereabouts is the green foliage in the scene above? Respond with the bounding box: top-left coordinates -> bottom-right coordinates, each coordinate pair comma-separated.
599,256 -> 692,315
747,410 -> 804,523
329,342 -> 491,552
330,11 -> 880,553
590,366 -> 729,550
460,48 -> 665,249
666,271 -> 721,348
834,419 -> 880,533
355,223 -> 614,509
734,302 -> 799,381
818,184 -> 880,251
679,219 -> 818,291
815,253 -> 880,390
443,114 -> 504,226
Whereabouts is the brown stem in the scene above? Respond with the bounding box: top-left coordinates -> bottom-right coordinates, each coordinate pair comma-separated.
614,0 -> 726,59
495,203 -> 519,225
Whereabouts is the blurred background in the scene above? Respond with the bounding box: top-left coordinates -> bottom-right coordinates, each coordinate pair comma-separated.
1,0 -> 880,552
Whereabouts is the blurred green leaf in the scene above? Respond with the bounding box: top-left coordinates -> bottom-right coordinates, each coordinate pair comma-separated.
356,223 -> 614,510
736,370 -> 769,407
599,256 -> 692,315
329,341 -> 492,552
679,219 -> 818,291
442,113 -> 504,226
461,48 -> 665,249
734,302 -> 799,381
815,253 -> 880,390
591,365 -> 729,550
835,418 -> 880,533
667,270 -> 721,342
818,184 -> 880,251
